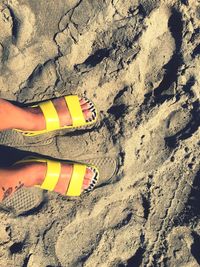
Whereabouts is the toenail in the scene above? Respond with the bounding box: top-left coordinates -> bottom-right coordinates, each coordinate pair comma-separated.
89,102 -> 94,107
84,97 -> 89,102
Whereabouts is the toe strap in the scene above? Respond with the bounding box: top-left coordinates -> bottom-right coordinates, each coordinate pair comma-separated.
39,101 -> 60,130
64,95 -> 86,127
66,164 -> 87,196
40,160 -> 61,191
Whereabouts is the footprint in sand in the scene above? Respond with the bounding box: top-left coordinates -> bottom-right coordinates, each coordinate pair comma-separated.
0,5 -> 13,63
5,0 -> 35,48
55,196 -> 143,266
0,1 -> 58,97
166,227 -> 198,266
124,6 -> 176,95
0,1 -> 35,73
0,4 -> 13,40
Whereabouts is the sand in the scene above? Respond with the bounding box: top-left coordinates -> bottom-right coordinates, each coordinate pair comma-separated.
0,0 -> 200,266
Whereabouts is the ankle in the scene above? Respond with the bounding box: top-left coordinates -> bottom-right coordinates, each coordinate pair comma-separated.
11,162 -> 47,187
15,111 -> 45,131
31,113 -> 46,131
21,108 -> 46,131
19,110 -> 38,131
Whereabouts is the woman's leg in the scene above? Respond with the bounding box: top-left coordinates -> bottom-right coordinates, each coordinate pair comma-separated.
0,97 -> 95,201
0,97 -> 93,131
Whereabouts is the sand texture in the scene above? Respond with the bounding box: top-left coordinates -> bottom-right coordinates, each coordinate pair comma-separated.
0,0 -> 200,266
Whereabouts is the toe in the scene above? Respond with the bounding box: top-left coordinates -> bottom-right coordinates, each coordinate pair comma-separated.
81,102 -> 92,111
83,107 -> 97,122
83,109 -> 93,121
82,178 -> 91,189
85,168 -> 93,179
79,97 -> 89,106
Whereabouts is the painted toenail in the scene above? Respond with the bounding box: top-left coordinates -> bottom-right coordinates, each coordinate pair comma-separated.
89,102 -> 94,107
84,97 -> 90,102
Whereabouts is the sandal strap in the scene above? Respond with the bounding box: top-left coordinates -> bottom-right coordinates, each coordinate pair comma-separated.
64,95 -> 85,127
40,160 -> 61,191
66,163 -> 87,196
39,100 -> 60,130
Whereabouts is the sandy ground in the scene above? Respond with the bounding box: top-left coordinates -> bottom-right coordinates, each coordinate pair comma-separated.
0,0 -> 200,266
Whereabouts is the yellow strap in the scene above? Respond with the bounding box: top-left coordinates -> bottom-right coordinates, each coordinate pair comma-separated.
40,160 -> 61,191
39,101 -> 60,130
66,164 -> 87,196
64,95 -> 85,127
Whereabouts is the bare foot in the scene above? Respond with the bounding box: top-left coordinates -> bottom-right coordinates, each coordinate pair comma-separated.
0,161 -> 95,201
0,97 -> 96,131
23,97 -> 96,131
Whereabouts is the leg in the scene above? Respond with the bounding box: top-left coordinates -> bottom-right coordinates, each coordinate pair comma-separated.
0,98 -> 39,131
0,97 -> 95,201
0,97 -> 94,131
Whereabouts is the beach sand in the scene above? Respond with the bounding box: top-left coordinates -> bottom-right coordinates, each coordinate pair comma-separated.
0,0 -> 199,266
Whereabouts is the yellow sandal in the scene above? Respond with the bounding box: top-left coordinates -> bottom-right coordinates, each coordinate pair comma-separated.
14,95 -> 98,136
15,157 -> 99,197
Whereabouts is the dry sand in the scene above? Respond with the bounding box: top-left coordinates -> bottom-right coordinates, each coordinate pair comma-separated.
0,0 -> 200,266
